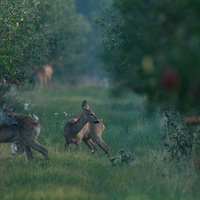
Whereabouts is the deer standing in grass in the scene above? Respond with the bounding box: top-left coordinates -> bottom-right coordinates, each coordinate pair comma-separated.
64,100 -> 110,156
35,64 -> 53,87
0,105 -> 48,160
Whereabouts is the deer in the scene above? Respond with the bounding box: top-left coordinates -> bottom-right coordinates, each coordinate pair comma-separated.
34,64 -> 53,87
64,100 -> 110,157
0,105 -> 18,126
0,105 -> 48,160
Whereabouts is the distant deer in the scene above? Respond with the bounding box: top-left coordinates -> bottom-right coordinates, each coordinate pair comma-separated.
64,100 -> 110,156
35,64 -> 53,87
0,105 -> 48,160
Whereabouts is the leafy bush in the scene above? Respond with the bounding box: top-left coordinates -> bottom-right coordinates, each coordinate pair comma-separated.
0,0 -> 48,83
0,0 -> 84,84
109,149 -> 135,166
163,108 -> 200,161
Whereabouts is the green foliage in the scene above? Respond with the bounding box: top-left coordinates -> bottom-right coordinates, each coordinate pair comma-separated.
75,0 -> 105,77
100,0 -> 200,109
0,0 -> 48,83
163,108 -> 200,161
41,0 -> 84,63
0,0 -> 84,84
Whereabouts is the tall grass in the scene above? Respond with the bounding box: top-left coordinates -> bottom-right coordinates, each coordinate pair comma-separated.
0,86 -> 199,200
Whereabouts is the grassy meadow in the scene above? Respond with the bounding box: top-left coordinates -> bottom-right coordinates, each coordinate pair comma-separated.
0,86 -> 199,200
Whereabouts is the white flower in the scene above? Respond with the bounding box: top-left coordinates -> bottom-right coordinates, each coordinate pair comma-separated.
11,143 -> 18,155
24,103 -> 30,110
32,114 -> 39,122
63,112 -> 68,116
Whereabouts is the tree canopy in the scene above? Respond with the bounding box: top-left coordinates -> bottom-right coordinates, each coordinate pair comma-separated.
100,0 -> 200,110
0,0 -> 83,84
0,0 -> 46,83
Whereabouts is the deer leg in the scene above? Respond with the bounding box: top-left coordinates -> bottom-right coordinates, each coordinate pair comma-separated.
23,146 -> 33,160
64,140 -> 71,151
76,140 -> 82,152
17,142 -> 25,154
93,137 -> 110,157
26,139 -> 48,159
83,138 -> 98,154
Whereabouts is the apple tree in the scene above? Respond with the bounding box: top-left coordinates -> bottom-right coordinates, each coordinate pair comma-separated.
100,0 -> 200,110
0,0 -> 48,84
0,0 -> 84,85
100,0 -> 200,161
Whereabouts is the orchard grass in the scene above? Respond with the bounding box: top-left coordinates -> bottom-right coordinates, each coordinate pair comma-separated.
0,86 -> 199,200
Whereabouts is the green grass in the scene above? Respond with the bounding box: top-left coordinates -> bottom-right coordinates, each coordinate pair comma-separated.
0,86 -> 199,200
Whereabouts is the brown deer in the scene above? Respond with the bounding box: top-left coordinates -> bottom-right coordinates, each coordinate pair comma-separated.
0,105 -> 48,160
64,100 -> 110,156
35,64 -> 53,87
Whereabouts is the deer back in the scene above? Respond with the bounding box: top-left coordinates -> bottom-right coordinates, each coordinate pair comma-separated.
65,115 -> 105,138
14,113 -> 40,138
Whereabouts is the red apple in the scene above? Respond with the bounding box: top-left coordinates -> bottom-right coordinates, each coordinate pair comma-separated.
1,78 -> 6,84
14,80 -> 20,85
10,79 -> 20,85
184,116 -> 200,125
160,68 -> 179,90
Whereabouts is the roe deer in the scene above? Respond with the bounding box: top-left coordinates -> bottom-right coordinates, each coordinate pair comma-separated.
35,64 -> 53,87
0,105 -> 18,126
0,105 -> 48,160
64,100 -> 110,156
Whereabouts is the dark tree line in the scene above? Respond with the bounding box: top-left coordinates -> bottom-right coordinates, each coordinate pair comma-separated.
99,0 -> 200,162
100,0 -> 200,110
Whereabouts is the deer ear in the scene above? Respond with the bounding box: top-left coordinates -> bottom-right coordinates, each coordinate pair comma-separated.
1,103 -> 7,111
82,100 -> 89,110
7,104 -> 15,111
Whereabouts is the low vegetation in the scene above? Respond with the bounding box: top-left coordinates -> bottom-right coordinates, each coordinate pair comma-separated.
0,86 -> 199,200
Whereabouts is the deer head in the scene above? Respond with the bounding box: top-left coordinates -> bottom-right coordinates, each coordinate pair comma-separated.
0,104 -> 18,126
81,100 -> 99,124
